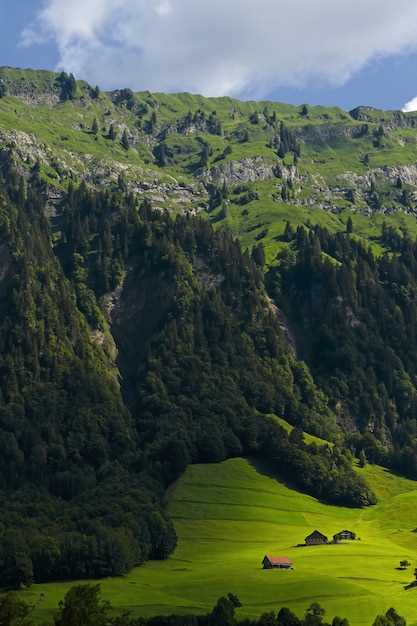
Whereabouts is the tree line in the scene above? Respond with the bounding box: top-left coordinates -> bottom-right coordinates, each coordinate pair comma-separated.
0,584 -> 406,626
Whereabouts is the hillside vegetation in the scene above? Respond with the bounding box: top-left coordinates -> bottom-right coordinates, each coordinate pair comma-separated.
3,66 -> 417,595
0,159 -> 374,586
20,458 -> 417,626
3,66 -> 417,260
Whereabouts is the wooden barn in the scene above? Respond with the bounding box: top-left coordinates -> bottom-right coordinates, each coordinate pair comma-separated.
305,530 -> 328,545
333,530 -> 356,542
262,555 -> 293,569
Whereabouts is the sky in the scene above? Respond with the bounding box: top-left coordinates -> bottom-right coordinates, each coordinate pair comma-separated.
4,0 -> 417,111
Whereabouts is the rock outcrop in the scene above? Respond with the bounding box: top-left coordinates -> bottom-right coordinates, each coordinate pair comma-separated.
201,157 -> 281,186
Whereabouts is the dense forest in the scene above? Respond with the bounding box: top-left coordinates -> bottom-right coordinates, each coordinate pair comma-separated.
0,158 -> 374,587
0,583 -> 406,626
267,223 -> 417,478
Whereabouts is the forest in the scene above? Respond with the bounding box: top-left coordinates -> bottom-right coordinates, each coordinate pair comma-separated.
267,222 -> 417,478
0,156 -> 374,587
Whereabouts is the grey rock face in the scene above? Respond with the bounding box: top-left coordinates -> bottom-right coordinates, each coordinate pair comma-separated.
201,157 -> 292,186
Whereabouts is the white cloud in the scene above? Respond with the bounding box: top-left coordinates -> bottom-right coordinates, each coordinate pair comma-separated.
402,96 -> 417,112
23,0 -> 417,97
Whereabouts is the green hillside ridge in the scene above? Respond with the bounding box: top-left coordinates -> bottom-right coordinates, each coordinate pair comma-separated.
3,67 -> 417,263
19,458 -> 417,626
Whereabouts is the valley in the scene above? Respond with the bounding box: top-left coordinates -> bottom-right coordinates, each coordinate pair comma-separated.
21,457 -> 417,626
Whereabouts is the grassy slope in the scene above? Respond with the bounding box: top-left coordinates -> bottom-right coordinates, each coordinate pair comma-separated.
21,459 -> 417,626
3,68 -> 417,260
268,415 -> 334,447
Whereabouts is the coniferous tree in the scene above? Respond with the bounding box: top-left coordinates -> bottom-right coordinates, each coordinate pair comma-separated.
109,123 -> 117,141
252,243 -> 265,267
283,221 -> 294,242
121,130 -> 130,150
346,217 -> 353,234
154,141 -> 168,166
200,142 -> 210,168
359,449 -> 367,468
57,72 -> 77,101
91,85 -> 100,100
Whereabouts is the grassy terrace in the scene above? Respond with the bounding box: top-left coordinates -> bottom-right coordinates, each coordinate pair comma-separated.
21,458 -> 417,626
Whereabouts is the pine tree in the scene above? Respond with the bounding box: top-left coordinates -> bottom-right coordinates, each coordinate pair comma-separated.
108,124 -> 117,141
278,144 -> 286,159
281,183 -> 289,201
121,130 -> 130,150
283,221 -> 294,242
240,129 -> 249,143
346,217 -> 353,234
251,243 -> 265,268
57,72 -> 77,101
200,143 -> 210,168
155,142 -> 168,166
346,189 -> 355,203
68,73 -> 77,100
359,449 -> 367,468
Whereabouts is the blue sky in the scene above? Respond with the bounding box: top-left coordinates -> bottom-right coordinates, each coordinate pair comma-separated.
3,0 -> 417,111
1,0 -> 59,70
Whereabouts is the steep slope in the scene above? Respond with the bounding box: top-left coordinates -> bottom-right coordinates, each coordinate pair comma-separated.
0,165 -> 177,587
267,224 -> 417,477
0,161 -> 374,587
3,66 -> 417,260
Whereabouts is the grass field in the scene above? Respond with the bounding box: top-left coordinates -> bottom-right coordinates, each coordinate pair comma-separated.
20,458 -> 417,626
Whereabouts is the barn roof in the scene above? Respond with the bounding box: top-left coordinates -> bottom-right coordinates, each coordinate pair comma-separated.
306,529 -> 327,539
264,555 -> 293,565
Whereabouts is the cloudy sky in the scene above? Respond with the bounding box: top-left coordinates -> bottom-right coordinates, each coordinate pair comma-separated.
4,0 -> 417,111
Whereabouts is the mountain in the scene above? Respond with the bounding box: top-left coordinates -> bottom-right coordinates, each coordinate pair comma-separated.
1,66 -> 417,586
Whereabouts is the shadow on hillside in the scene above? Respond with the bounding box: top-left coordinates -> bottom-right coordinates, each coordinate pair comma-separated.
404,581 -> 417,590
248,456 -> 309,497
247,456 -> 363,510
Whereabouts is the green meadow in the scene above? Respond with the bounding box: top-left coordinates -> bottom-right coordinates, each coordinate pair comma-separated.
20,458 -> 417,626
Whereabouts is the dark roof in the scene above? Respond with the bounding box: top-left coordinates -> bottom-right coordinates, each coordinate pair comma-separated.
334,529 -> 355,535
264,555 -> 293,566
306,530 -> 327,539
